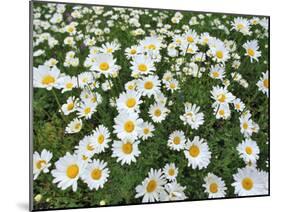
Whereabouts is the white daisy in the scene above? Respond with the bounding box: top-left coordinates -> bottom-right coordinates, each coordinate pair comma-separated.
184,136 -> 211,170
211,86 -> 235,105
180,103 -> 205,130
90,53 -> 119,77
163,163 -> 178,181
137,75 -> 161,98
149,102 -> 170,123
92,125 -> 111,154
237,139 -> 260,164
160,182 -> 187,201
57,75 -> 77,93
74,135 -> 96,160
209,65 -> 225,80
256,71 -> 269,97
168,130 -> 186,151
139,121 -> 155,141
33,65 -> 61,90
33,149 -> 53,180
243,40 -> 261,62
51,153 -> 85,192
231,17 -> 251,35
112,139 -> 141,165
214,103 -> 231,120
61,96 -> 77,115
65,118 -> 83,134
233,98 -> 246,112
135,168 -> 166,203
239,112 -> 254,137
77,100 -> 97,120
203,173 -> 227,198
81,159 -> 110,190
131,55 -> 156,76
116,90 -> 142,113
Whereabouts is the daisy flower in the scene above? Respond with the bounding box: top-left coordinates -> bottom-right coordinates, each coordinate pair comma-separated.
149,102 -> 170,123
180,103 -> 205,130
211,86 -> 235,105
51,153 -> 85,192
78,72 -> 93,88
130,55 -> 156,76
111,139 -> 141,165
256,71 -> 269,97
61,96 -> 77,115
135,168 -> 166,203
237,139 -> 260,164
163,163 -> 178,181
165,79 -> 179,93
33,65 -> 61,90
57,75 -> 77,93
140,36 -> 162,52
160,182 -> 187,201
209,39 -> 230,63
168,130 -> 186,151
65,118 -> 83,134
233,98 -> 246,112
113,111 -> 143,140
243,40 -> 261,62
183,29 -> 198,45
184,136 -> 211,170
209,65 -> 225,80
125,45 -> 141,59
100,41 -> 120,54
81,159 -> 110,190
137,75 -> 161,98
77,100 -> 97,120
33,149 -> 53,180
92,125 -> 111,154
214,103 -> 231,120
74,135 -> 96,160
116,90 -> 142,113
139,121 -> 155,141
90,53 -> 119,77
232,167 -> 267,196
239,112 -> 254,137
231,17 -> 251,35
203,173 -> 227,198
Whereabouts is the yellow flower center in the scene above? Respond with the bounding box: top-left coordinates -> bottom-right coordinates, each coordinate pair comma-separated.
237,23 -> 245,30
97,134 -> 105,144
212,71 -> 219,78
187,36 -> 194,43
209,183 -> 218,193
168,168 -> 175,176
170,83 -> 176,89
247,48 -> 255,57
189,145 -> 200,157
91,96 -> 97,103
67,103 -> 74,111
99,62 -> 110,71
148,44 -> 156,50
107,48 -> 113,53
242,177 -> 253,190
216,50 -> 223,59
154,109 -> 162,117
263,79 -> 268,88
143,128 -> 150,135
235,104 -> 241,110
87,143 -> 94,151
84,107 -> 91,115
36,160 -> 46,169
122,142 -> 133,154
144,81 -> 154,89
126,98 -> 136,108
42,75 -> 55,85
74,123 -> 81,130
173,136 -> 181,145
66,164 -> 79,179
146,179 -> 157,193
243,122 -> 248,130
138,64 -> 148,72
217,94 -> 226,103
219,109 -> 225,116
124,121 -> 135,133
82,155 -> 88,161
91,168 -> 102,180
130,49 -> 137,54
66,82 -> 73,89
245,146 -> 253,155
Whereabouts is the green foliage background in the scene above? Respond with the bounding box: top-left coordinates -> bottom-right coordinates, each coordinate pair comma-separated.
32,2 -> 269,210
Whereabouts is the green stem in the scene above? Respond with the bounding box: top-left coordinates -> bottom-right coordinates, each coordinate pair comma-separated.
51,89 -> 68,123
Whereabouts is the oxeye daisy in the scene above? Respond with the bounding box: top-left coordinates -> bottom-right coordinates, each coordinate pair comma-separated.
139,121 -> 155,141
232,167 -> 267,196
237,139 -> 260,164
116,90 -> 142,113
113,111 -> 143,140
33,149 -> 53,180
140,36 -> 162,52
33,65 -> 61,90
209,65 -> 225,80
211,86 -> 235,105
77,100 -> 97,120
78,72 -> 93,88
99,41 -> 120,54
90,53 -> 118,77
180,103 -> 205,130
163,163 -> 178,181
183,29 -> 198,45
125,80 -> 137,91
168,130 -> 186,151
111,139 -> 141,165
209,39 -> 230,63
231,17 -> 251,35
92,125 -> 111,154
65,118 -> 83,134
81,159 -> 110,190
51,153 -> 85,192
74,135 -> 96,160
184,136 -> 211,170
160,182 -> 187,201
165,78 -> 179,93
57,75 -> 77,93
243,40 -> 261,62
214,103 -> 231,120
130,55 -> 156,76
137,75 -> 161,98
135,168 -> 166,203
233,98 -> 245,112
61,96 -> 78,115
239,112 -> 254,137
203,173 -> 227,198
256,71 -> 269,97
125,45 -> 141,59
149,102 -> 170,123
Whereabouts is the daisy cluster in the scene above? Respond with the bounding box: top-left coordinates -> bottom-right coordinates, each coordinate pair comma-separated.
32,2 -> 269,208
